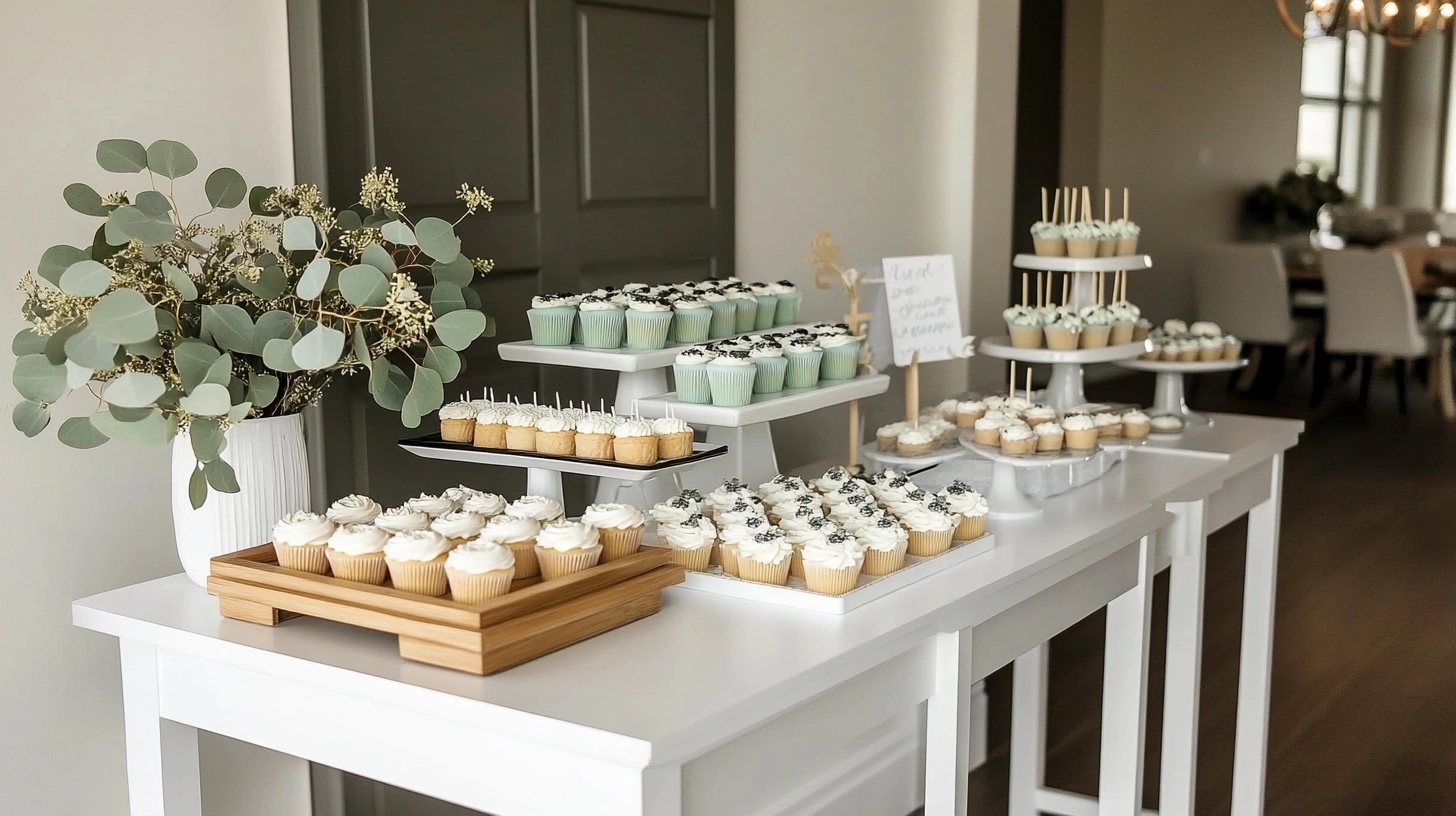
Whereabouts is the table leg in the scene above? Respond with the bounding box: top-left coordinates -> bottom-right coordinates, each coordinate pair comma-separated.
120,639 -> 202,816
1008,644 -> 1048,816
640,763 -> 683,816
924,629 -> 973,816
1160,500 -> 1209,816
1098,535 -> 1155,816
1231,454 -> 1284,816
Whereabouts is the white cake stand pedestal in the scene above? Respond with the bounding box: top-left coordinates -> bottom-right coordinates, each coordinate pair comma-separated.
1114,358 -> 1248,426
979,337 -> 1151,413
958,436 -> 1103,520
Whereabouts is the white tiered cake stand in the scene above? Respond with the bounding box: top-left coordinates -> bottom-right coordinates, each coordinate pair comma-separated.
1114,357 -> 1248,426
956,434 -> 1101,520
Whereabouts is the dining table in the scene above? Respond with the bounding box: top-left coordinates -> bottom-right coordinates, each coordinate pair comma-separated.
1285,243 -> 1456,301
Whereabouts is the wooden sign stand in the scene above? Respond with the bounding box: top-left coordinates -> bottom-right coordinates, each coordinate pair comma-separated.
808,231 -> 871,469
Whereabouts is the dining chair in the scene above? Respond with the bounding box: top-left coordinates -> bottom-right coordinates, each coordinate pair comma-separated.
1316,249 -> 1431,414
1192,243 -> 1316,395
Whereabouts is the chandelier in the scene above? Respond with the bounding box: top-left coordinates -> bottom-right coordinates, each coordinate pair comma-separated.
1277,0 -> 1456,45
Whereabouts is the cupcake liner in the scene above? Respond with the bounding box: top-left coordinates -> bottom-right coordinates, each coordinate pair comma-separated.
614,435 -> 659,466
667,544 -> 713,572
956,410 -> 985,428
527,307 -> 577,346
574,432 -> 615,461
784,351 -> 823,388
326,549 -> 388,584
1109,322 -> 1135,346
788,546 -> 806,578
819,341 -> 862,381
752,356 -> 788,394
473,422 -> 507,449
1044,327 -> 1080,351
386,555 -> 449,596
1033,236 -> 1066,257
1123,422 -> 1151,440
597,525 -> 644,561
804,561 -> 862,596
737,555 -> 791,586
861,542 -> 908,576
1116,236 -> 1138,256
1097,238 -> 1118,257
719,543 -> 740,576
1081,325 -> 1111,348
774,292 -> 802,326
505,425 -> 537,451
707,364 -> 757,406
673,364 -> 712,404
708,301 -> 737,339
732,299 -> 758,332
446,566 -> 516,604
753,294 -> 780,329
1133,324 -> 1151,342
907,528 -> 954,557
1066,238 -> 1099,258
1036,432 -> 1064,453
1223,343 -> 1242,360
625,310 -> 673,350
971,427 -> 1000,446
1000,436 -> 1036,455
535,429 -> 576,456
954,514 -> 987,541
535,544 -> 603,580
1008,325 -> 1044,349
657,430 -> 694,460
505,538 -> 539,578
580,309 -> 626,349
1064,428 -> 1099,450
672,309 -> 713,344
274,541 -> 329,574
440,418 -> 476,443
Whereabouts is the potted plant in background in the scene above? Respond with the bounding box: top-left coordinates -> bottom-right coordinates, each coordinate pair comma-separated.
1239,166 -> 1351,262
10,139 -> 496,585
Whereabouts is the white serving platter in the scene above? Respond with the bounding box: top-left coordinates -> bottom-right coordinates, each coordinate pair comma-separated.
651,533 -> 996,614
1115,358 -> 1248,374
634,373 -> 891,428
859,442 -> 969,471
496,323 -> 816,372
978,335 -> 1151,365
398,437 -> 727,482
958,437 -> 1102,467
1011,254 -> 1153,272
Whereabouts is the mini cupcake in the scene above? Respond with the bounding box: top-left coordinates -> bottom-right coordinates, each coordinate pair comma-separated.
1133,318 -> 1153,342
374,505 -> 431,534
383,529 -> 453,596
1004,305 -> 1045,349
527,293 -> 577,346
735,528 -> 794,585
1031,220 -> 1066,256
1122,410 -> 1151,439
1034,420 -> 1065,452
653,416 -> 695,460
783,337 -> 824,388
472,405 -> 509,449
749,282 -> 780,330
1109,301 -> 1140,346
1223,335 -> 1242,360
857,517 -> 910,575
430,510 -> 487,547
438,401 -> 476,443
506,494 -> 564,523
1079,305 -> 1113,349
650,495 -> 698,527
406,492 -> 456,518
534,412 -> 577,456
272,511 -> 335,574
1198,335 -> 1223,362
534,520 -> 603,580
624,295 -> 674,350
875,421 -> 906,451
671,295 -> 713,344
897,427 -> 936,456
1094,220 -> 1117,257
818,333 -> 862,381
660,513 -> 717,571
1112,218 -> 1140,255
326,494 -> 381,526
783,524 -> 829,578
901,505 -> 956,556
504,407 -> 539,451
461,492 -> 507,518
672,347 -> 715,404
573,413 -> 619,460
725,287 -> 759,333
1044,309 -> 1083,351
955,399 -> 987,428
802,535 -> 864,596
707,350 -> 757,406
972,412 -> 1008,446
1093,412 -> 1123,439
1150,413 -> 1187,435
770,280 -> 801,325
1062,413 -> 1098,451
999,423 -> 1036,455
1023,404 -> 1057,428
939,483 -> 989,540
578,294 -> 626,349
611,417 -> 658,466
749,342 -> 788,394
1063,221 -> 1098,258
700,288 -> 737,339
581,502 -> 647,561
478,513 -> 541,578
325,523 -> 390,584
445,541 -> 516,603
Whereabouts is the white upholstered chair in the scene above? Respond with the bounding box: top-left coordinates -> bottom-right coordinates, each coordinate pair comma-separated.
1317,249 -> 1431,413
1192,243 -> 1315,395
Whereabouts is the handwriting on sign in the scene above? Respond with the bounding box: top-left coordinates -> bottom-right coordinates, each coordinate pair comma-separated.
881,254 -> 964,366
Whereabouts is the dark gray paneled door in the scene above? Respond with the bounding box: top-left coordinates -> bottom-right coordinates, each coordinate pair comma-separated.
300,0 -> 734,512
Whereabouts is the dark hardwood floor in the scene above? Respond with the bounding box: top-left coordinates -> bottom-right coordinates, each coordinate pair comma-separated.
937,362 -> 1456,815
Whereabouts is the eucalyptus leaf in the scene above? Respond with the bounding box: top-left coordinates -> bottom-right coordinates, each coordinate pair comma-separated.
58,259 -> 113,297
188,466 -> 208,509
88,289 -> 158,344
162,262 -> 198,301
145,140 -> 198,178
248,185 -> 281,216
351,323 -> 370,365
482,314 -> 497,339
105,205 -> 176,245
336,209 -> 363,231
63,326 -> 120,370
203,353 -> 233,387
253,310 -> 297,351
96,139 -> 148,173
37,245 -> 89,286
401,366 -> 444,428
201,304 -> 254,353
247,373 -> 280,409
296,257 -> 331,300
414,217 -> 461,263
262,338 -> 300,373
12,401 -> 49,437
43,321 -> 82,365
189,417 -> 226,462
432,310 -> 488,351
422,345 -> 462,383
227,402 -> 253,424
361,243 -> 397,274
381,220 -> 416,246
65,360 -> 93,390
281,216 -> 317,251
204,458 -> 241,493
154,308 -> 179,335
292,325 -> 345,370
431,254 -> 474,288
13,354 -> 67,403
238,263 -> 287,300
226,376 -> 247,406
89,224 -> 124,263
92,407 -> 171,445
430,282 -> 466,316
58,416 -> 109,449
134,190 -> 172,219
339,264 -> 389,307
63,183 -> 108,216
204,167 -> 247,208
174,340 -> 221,392
125,338 -> 164,359
178,382 -> 231,416
12,329 -> 46,357
462,285 -> 482,312
368,358 -> 410,411
108,405 -> 157,423
103,372 -> 166,408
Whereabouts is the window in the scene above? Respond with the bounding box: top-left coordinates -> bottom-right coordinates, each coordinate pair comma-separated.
1296,29 -> 1385,205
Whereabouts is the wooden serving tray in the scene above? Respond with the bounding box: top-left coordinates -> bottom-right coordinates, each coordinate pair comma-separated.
207,545 -> 684,675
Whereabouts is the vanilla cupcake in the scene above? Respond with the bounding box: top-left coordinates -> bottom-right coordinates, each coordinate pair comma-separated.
407,492 -> 456,518
472,405 -> 509,449
325,523 -> 390,584
1122,410 -> 1151,439
534,412 -> 577,456
972,412 -> 1008,446
653,416 -> 695,460
478,513 -> 541,578
581,502 -> 647,561
1062,414 -> 1098,451
801,534 -> 865,596
503,495 -> 560,524
573,413 -> 618,461
1023,404 -> 1057,428
1150,413 -> 1186,435
374,505 -> 431,534
503,407 -> 539,451
326,494 -> 381,526
460,492 -> 507,518
438,401 -> 476,443
430,510 -> 487,547
782,523 -> 830,578
1223,334 -> 1242,360
900,505 -> 956,557
1197,335 -> 1223,362
384,529 -> 453,596
1004,305 -> 1045,349
445,541 -> 516,603
735,529 -> 794,586
1034,420 -> 1065,452
999,423 -> 1035,455
896,427 -> 936,457
272,511 -> 336,574
650,495 -> 698,527
660,513 -> 716,571
534,520 -> 603,580
857,516 -> 910,575
612,417 -> 659,466
939,482 -> 988,540
955,399 -> 987,428
1093,412 -> 1123,439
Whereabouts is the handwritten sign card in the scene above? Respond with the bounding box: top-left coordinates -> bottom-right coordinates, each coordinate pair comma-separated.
881,254 -> 964,366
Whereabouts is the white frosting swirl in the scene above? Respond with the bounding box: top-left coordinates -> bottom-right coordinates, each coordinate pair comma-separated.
653,417 -> 691,435
661,515 -> 716,550
445,541 -> 515,574
384,529 -> 452,562
801,538 -> 863,570
581,502 -> 646,530
478,513 -> 540,545
575,415 -> 620,435
439,402 -> 475,420
326,494 -> 381,525
375,505 -> 431,533
736,530 -> 792,565
536,414 -> 575,432
326,523 -> 389,555
431,510 -> 487,540
939,490 -> 988,517
855,520 -> 907,552
535,520 -> 601,552
506,495 -> 564,523
406,493 -> 456,518
899,507 -> 955,532
650,498 -> 698,526
1061,414 -> 1095,431
613,418 -> 655,438
461,492 -> 507,517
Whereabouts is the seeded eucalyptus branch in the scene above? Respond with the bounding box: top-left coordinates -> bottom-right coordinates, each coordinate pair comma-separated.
10,139 -> 496,507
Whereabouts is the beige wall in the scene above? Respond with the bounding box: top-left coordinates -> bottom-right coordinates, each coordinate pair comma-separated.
736,0 -> 1016,469
1063,0 -> 1304,324
0,2 -> 308,813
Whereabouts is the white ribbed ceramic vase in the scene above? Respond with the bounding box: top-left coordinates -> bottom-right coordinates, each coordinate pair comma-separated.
171,413 -> 311,587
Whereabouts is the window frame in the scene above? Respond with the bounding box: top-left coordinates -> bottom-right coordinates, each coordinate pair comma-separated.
1298,31 -> 1383,205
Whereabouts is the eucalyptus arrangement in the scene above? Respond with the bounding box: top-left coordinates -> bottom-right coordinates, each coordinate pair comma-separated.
11,138 -> 496,506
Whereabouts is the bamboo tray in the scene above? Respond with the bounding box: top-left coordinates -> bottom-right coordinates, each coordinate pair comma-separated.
207,545 -> 684,675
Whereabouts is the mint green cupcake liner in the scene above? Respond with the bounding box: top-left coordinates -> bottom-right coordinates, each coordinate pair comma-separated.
579,309 -> 626,349
784,351 -> 823,389
625,310 -> 673,350
706,365 -> 757,406
528,307 -> 577,346
673,309 -> 712,344
673,364 -> 712,404
708,302 -> 736,338
752,356 -> 788,394
752,294 -> 780,330
732,299 -> 757,333
774,293 -> 802,326
819,341 -> 862,380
